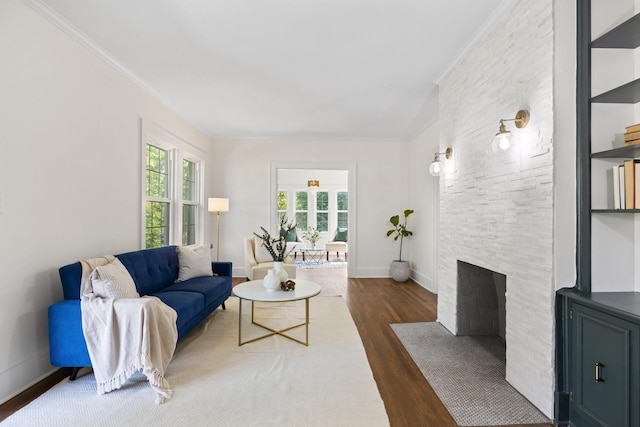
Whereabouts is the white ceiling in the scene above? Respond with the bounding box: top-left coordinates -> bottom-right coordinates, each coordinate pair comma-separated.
28,0 -> 506,141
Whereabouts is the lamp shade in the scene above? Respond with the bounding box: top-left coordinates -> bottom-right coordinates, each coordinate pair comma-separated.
208,198 -> 229,213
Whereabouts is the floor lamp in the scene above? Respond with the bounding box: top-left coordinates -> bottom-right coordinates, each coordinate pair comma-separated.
208,198 -> 229,261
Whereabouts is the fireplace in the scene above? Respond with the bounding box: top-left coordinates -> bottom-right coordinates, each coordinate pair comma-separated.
456,261 -> 506,339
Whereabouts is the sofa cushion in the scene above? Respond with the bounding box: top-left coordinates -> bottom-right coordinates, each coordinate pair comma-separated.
166,276 -> 230,307
117,246 -> 179,295
151,290 -> 205,331
90,258 -> 139,299
176,245 -> 213,282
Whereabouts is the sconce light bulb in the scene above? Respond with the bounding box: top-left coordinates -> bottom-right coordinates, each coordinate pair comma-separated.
429,160 -> 443,176
492,131 -> 511,153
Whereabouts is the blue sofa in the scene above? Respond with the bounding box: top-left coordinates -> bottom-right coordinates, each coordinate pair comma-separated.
48,245 -> 232,379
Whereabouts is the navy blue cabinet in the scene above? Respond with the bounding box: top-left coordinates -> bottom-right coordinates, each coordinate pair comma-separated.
567,298 -> 639,427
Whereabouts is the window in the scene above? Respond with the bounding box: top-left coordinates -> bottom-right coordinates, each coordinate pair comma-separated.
337,191 -> 348,229
182,159 -> 198,246
295,191 -> 308,229
142,122 -> 204,249
316,191 -> 328,232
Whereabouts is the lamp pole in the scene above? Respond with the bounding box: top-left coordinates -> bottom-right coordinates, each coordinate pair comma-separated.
208,198 -> 229,261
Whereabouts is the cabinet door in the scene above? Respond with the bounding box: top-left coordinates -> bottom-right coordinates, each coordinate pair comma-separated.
569,302 -> 638,427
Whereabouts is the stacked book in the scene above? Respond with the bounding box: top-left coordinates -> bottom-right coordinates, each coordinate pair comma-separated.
625,123 -> 640,145
612,159 -> 640,209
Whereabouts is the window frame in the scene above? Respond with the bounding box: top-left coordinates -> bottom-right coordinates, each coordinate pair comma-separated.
141,121 -> 205,249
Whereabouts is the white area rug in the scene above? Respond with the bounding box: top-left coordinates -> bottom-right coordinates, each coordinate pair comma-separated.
3,297 -> 389,427
293,259 -> 347,269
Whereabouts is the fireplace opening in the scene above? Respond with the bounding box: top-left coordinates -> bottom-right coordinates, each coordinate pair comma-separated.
456,260 -> 506,339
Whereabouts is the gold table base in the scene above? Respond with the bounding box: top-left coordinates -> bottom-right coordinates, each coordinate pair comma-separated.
238,298 -> 311,346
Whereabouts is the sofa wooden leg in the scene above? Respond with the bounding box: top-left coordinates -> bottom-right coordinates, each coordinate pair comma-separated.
222,302 -> 226,310
70,367 -> 81,381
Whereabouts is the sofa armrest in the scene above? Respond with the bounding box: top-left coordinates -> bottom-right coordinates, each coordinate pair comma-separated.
48,300 -> 91,368
212,261 -> 232,278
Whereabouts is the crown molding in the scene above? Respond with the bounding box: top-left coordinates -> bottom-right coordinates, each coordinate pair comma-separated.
435,0 -> 518,85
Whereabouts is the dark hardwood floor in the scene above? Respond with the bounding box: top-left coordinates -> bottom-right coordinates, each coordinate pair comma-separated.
0,269 -> 555,426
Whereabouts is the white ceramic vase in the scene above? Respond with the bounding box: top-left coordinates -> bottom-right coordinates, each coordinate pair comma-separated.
273,261 -> 288,283
263,269 -> 280,291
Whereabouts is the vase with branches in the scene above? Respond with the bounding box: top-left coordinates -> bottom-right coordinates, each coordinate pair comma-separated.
301,226 -> 320,248
253,215 -> 296,262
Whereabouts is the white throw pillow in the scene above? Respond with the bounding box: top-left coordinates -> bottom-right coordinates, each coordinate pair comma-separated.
90,258 -> 139,299
253,237 -> 273,263
176,245 -> 213,282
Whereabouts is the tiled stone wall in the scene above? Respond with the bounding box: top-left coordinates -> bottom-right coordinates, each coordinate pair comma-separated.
437,0 -> 555,417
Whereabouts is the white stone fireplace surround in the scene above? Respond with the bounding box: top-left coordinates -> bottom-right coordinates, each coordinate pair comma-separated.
436,0 -> 555,417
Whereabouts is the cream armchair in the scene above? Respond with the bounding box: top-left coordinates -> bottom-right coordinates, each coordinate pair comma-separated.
244,237 -> 297,281
325,227 -> 348,261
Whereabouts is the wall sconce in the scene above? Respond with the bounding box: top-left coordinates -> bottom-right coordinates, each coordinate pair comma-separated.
307,179 -> 320,187
492,109 -> 530,153
429,148 -> 453,177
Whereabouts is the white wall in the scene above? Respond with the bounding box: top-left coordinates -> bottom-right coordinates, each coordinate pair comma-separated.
553,0 -> 577,293
437,0 -> 555,417
210,139 -> 411,278
0,0 -> 214,404
408,122 -> 440,292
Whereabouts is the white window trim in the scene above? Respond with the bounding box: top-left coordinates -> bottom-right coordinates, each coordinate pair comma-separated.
141,120 -> 205,248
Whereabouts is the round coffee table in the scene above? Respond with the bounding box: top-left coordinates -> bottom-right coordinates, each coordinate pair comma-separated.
233,279 -> 321,346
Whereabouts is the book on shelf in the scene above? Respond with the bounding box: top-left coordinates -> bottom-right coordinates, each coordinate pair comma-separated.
611,159 -> 640,209
625,138 -> 640,146
624,160 -> 635,208
624,130 -> 640,142
613,165 -> 621,209
635,161 -> 640,209
626,123 -> 640,133
619,165 -> 626,209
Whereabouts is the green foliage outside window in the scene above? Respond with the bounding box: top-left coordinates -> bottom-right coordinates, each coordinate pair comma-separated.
337,191 -> 348,210
338,212 -> 348,229
182,204 -> 196,246
146,145 -> 168,198
277,191 -> 287,210
183,159 -> 196,201
146,145 -> 170,248
146,201 -> 169,248
296,212 -> 308,229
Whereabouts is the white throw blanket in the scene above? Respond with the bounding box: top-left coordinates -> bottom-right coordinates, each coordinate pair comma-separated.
79,256 -> 178,404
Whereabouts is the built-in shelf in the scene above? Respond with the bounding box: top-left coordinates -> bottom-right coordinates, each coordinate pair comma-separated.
592,209 -> 640,213
591,13 -> 640,49
559,288 -> 640,320
591,78 -> 640,104
592,144 -> 640,158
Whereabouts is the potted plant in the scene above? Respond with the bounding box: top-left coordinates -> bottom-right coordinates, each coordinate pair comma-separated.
301,226 -> 320,249
254,216 -> 296,283
386,209 -> 414,282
